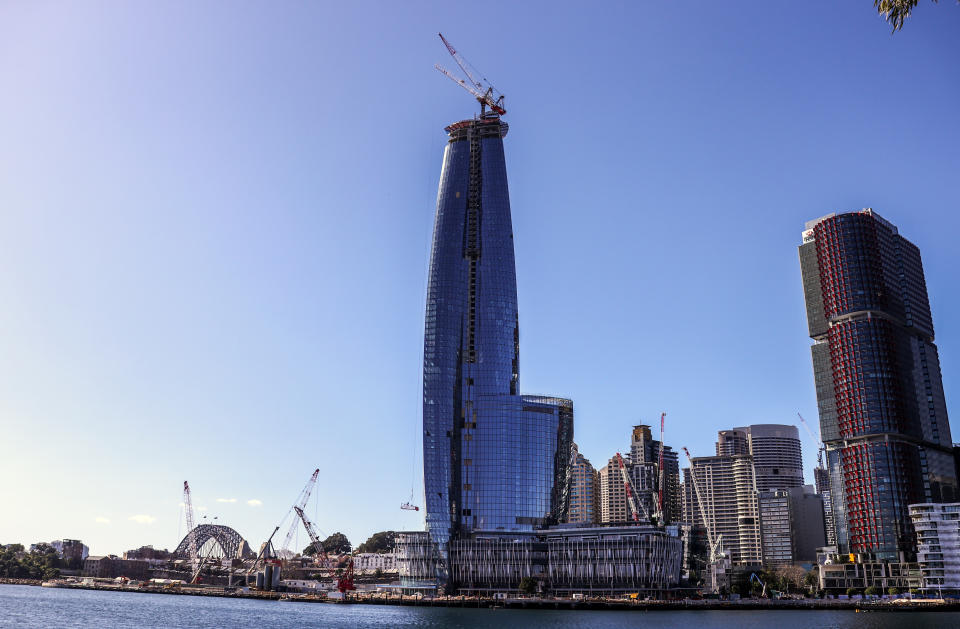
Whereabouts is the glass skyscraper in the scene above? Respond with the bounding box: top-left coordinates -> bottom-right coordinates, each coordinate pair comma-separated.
422,115 -> 573,585
799,209 -> 957,558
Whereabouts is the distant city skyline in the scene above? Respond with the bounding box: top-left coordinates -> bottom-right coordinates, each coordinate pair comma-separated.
0,2 -> 958,556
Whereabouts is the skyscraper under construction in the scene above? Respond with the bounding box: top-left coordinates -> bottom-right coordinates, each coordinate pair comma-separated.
421,114 -> 573,584
799,209 -> 957,558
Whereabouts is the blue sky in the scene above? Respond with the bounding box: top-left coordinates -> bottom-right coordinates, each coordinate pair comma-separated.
0,2 -> 957,555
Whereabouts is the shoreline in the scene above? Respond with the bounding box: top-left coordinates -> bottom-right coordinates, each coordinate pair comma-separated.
5,581 -> 960,612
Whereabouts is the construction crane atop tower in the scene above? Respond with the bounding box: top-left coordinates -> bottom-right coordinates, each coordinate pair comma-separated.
435,33 -> 506,116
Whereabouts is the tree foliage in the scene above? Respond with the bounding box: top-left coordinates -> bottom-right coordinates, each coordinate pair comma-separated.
0,543 -> 62,580
321,532 -> 352,555
518,576 -> 538,596
356,531 -> 397,554
875,0 -> 940,32
773,564 -> 807,593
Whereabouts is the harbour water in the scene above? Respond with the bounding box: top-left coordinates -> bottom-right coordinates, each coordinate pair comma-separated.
2,585 -> 958,628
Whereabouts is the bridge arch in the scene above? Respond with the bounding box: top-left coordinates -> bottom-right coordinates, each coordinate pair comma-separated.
174,524 -> 253,559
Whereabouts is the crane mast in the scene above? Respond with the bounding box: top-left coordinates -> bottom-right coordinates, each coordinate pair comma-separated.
182,481 -> 199,576
656,412 -> 666,522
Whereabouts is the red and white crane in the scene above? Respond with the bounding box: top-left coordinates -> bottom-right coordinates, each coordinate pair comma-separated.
337,558 -> 355,593
614,452 -> 650,523
435,33 -> 506,116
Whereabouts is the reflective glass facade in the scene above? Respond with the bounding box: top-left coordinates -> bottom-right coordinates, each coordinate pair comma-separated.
422,116 -> 572,585
799,209 -> 957,557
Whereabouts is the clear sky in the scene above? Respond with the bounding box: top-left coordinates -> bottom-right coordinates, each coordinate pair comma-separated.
0,2 -> 957,556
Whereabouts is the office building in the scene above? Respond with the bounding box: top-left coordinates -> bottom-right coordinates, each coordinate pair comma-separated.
800,209 -> 957,557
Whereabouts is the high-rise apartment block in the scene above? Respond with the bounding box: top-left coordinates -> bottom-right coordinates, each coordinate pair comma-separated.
567,443 -> 600,524
598,425 -> 681,525
910,502 -> 960,593
684,437 -> 762,567
800,209 -> 957,558
599,457 -> 628,524
629,424 -> 682,524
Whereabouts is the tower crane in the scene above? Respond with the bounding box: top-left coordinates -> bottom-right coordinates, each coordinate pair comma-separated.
682,447 -> 728,591
279,468 -> 320,555
797,412 -> 825,468
435,33 -> 506,116
614,452 -> 651,523
656,412 -> 666,523
182,481 -> 199,576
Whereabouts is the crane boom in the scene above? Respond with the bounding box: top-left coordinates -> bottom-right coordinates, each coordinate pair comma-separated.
614,452 -> 650,522
279,468 -> 320,553
182,481 -> 199,575
293,506 -> 327,562
681,447 -> 716,557
439,32 -> 484,91
797,412 -> 825,467
435,33 -> 506,116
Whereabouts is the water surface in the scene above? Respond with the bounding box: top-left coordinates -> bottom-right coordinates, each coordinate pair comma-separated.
1,585 -> 955,628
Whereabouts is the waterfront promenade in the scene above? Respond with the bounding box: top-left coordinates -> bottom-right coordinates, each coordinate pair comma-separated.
6,579 -> 959,612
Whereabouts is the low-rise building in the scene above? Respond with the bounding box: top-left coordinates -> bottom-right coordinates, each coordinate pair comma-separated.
910,502 -> 960,594
818,555 -> 919,593
352,552 -> 397,573
123,546 -> 172,561
50,539 -> 89,564
83,556 -> 150,580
